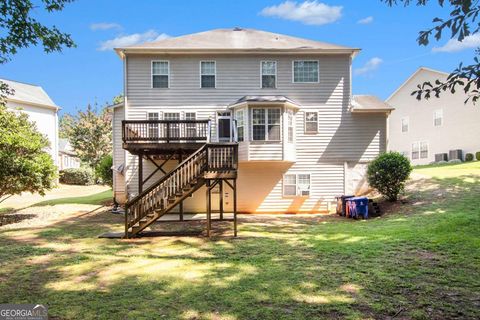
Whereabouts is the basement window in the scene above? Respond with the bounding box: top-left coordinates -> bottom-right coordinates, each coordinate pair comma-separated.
283,174 -> 311,197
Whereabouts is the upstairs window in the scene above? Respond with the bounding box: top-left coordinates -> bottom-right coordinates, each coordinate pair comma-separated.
252,108 -> 281,141
434,109 -> 443,126
293,60 -> 319,83
200,61 -> 216,88
152,61 -> 169,88
235,109 -> 245,142
305,111 -> 318,133
401,117 -> 409,133
261,61 -> 276,88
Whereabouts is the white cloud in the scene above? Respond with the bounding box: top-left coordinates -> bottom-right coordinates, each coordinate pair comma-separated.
354,57 -> 383,76
357,16 -> 373,24
98,30 -> 170,51
260,1 -> 342,26
90,22 -> 122,31
432,33 -> 480,53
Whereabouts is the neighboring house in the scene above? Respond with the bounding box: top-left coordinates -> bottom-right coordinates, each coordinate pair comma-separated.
2,79 -> 60,166
387,67 -> 480,165
111,28 -> 392,236
58,138 -> 81,170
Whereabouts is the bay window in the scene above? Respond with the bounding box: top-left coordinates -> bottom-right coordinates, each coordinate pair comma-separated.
252,107 -> 281,141
235,109 -> 245,142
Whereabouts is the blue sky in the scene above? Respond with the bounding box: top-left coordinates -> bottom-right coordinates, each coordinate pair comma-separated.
1,0 -> 477,115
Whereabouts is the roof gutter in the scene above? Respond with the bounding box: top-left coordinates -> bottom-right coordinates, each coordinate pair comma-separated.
115,47 -> 361,58
6,98 -> 61,111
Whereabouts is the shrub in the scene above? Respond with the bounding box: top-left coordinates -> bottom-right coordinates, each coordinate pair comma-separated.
367,152 -> 413,202
59,168 -> 95,185
436,160 -> 448,165
448,159 -> 462,164
465,153 -> 474,162
476,151 -> 480,161
95,155 -> 113,187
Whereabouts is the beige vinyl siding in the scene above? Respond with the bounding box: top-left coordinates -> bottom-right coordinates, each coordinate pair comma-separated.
126,54 -> 350,108
113,106 -> 126,203
120,52 -> 387,211
388,68 -> 480,165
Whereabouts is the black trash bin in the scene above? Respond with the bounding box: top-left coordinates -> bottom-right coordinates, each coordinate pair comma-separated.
335,195 -> 354,216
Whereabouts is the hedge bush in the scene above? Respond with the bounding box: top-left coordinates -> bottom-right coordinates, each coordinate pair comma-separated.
465,153 -> 474,162
59,168 -> 95,185
367,152 -> 412,202
448,159 -> 462,164
476,151 -> 480,161
95,155 -> 113,187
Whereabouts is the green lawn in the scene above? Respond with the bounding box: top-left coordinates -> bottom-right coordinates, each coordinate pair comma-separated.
0,164 -> 478,319
32,189 -> 113,207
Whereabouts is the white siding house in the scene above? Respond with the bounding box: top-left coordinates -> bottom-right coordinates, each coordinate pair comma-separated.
387,67 -> 480,165
58,138 -> 81,170
112,28 -> 392,213
2,79 -> 59,166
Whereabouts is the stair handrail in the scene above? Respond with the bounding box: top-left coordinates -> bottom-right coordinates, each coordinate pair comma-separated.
126,144 -> 208,209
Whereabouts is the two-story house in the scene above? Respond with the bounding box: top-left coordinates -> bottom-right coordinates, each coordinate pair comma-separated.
2,78 -> 59,166
387,67 -> 480,165
111,28 -> 392,237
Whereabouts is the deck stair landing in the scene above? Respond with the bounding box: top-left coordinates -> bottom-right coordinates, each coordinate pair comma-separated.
124,143 -> 238,238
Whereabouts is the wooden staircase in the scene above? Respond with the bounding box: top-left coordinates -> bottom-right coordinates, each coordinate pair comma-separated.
124,143 -> 238,238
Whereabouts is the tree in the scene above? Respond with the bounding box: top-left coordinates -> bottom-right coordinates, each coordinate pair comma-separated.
383,0 -> 480,103
0,0 -> 75,100
0,105 -> 57,203
63,104 -> 112,169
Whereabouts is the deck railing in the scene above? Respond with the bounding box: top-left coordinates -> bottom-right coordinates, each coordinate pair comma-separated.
122,120 -> 211,143
125,143 -> 238,233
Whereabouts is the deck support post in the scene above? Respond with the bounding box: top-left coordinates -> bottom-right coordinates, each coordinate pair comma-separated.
219,179 -> 224,220
179,201 -> 184,221
233,178 -> 237,237
138,153 -> 143,194
206,180 -> 211,237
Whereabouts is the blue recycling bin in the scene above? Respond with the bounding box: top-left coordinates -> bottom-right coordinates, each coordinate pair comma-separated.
346,196 -> 369,219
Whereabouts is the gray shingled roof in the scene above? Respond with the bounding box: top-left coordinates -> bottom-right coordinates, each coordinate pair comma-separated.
117,28 -> 359,53
351,95 -> 394,113
1,79 -> 59,109
230,95 -> 298,105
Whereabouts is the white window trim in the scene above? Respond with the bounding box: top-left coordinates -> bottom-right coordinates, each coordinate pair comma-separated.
250,107 -> 282,142
433,109 -> 443,127
412,140 -> 429,160
151,60 -> 170,89
287,109 -> 295,143
304,111 -> 318,134
235,108 -> 246,142
292,60 -> 320,83
283,173 -> 311,197
401,117 -> 409,133
260,60 -> 277,89
199,60 -> 216,89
